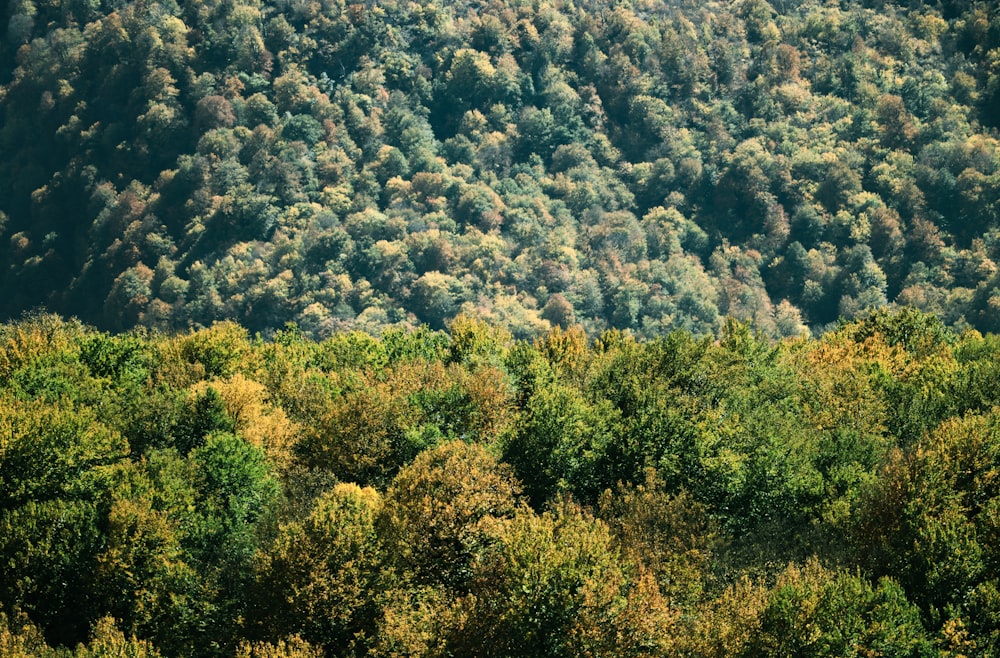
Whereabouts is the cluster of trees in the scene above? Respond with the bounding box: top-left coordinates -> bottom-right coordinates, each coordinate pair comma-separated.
2,308 -> 1000,655
3,0 -> 1000,338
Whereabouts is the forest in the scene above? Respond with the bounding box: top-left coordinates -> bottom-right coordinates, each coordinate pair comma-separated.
6,0 -> 1000,654
2,0 -> 1000,339
0,309 -> 999,656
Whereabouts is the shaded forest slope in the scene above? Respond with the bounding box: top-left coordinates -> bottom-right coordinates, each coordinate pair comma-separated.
3,0 -> 1000,337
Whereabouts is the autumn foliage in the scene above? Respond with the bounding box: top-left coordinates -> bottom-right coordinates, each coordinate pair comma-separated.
1,309 -> 999,655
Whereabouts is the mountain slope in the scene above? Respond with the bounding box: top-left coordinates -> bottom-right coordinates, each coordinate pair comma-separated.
2,0 -> 1000,337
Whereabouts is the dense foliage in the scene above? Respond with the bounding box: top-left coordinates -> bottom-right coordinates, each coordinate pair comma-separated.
2,309 -> 1000,655
3,0 -> 1000,337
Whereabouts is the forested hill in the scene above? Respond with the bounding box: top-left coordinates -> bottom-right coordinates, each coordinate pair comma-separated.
3,0 -> 1000,338
3,309 -> 1000,656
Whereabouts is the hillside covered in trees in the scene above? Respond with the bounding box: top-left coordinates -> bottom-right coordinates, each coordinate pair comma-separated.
3,309 -> 1000,656
3,0 -> 1000,338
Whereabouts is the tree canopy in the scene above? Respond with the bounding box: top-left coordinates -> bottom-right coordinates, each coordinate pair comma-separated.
2,0 -> 1000,338
1,309 -> 1000,655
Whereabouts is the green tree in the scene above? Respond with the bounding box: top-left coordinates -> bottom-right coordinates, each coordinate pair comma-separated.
409,272 -> 469,329
182,433 -> 281,653
502,380 -> 617,507
0,398 -> 130,646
